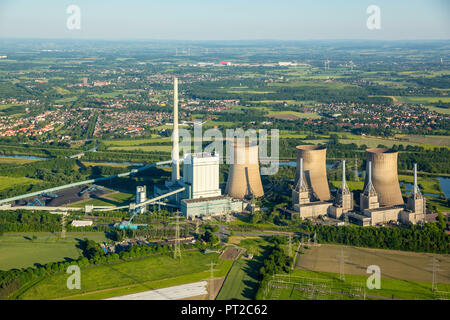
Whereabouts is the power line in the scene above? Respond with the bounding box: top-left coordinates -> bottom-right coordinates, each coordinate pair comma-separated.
173,213 -> 181,259
288,233 -> 293,257
336,248 -> 349,282
207,261 -> 218,300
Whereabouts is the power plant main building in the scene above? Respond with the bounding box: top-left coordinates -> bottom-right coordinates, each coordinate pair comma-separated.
290,144 -> 425,226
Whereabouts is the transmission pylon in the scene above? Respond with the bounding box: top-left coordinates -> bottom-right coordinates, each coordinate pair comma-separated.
429,257 -> 443,292
195,219 -> 200,235
61,213 -> 66,239
174,213 -> 181,259
288,233 -> 293,257
337,248 -> 348,282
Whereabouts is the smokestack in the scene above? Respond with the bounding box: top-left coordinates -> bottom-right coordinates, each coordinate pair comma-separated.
342,160 -> 347,190
413,163 -> 421,197
296,157 -> 308,192
364,148 -> 403,206
171,77 -> 180,182
363,161 -> 377,196
294,145 -> 330,201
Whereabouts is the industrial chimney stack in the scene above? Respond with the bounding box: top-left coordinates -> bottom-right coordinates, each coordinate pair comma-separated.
171,77 -> 180,182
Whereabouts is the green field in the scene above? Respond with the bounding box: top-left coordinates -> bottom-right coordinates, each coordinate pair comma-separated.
0,176 -> 41,191
0,233 -> 107,271
109,145 -> 172,152
217,238 -> 271,300
395,135 -> 450,147
263,269 -> 449,300
339,137 -> 448,150
102,136 -> 170,146
17,250 -> 232,300
216,259 -> 260,300
0,157 -> 37,164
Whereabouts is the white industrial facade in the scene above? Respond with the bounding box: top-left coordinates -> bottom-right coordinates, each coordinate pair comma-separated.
182,152 -> 221,199
136,186 -> 147,213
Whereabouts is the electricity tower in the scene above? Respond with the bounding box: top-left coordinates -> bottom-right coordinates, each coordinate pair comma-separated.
207,261 -> 218,300
288,233 -> 293,257
61,213 -> 66,239
337,248 -> 348,282
429,257 -> 443,292
173,213 -> 181,259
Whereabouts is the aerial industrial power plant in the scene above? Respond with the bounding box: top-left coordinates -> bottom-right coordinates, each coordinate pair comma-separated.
0,77 -> 430,225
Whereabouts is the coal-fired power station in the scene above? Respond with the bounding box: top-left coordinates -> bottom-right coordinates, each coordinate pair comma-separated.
294,145 -> 330,201
225,140 -> 264,199
364,148 -> 404,207
152,79 -> 425,226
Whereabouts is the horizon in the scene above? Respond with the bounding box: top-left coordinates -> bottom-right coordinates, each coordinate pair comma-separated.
0,0 -> 449,41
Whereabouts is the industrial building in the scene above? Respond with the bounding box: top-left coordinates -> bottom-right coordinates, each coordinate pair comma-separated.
290,145 -> 426,226
363,148 -> 404,207
294,145 -> 331,201
154,77 -> 245,219
136,186 -> 147,214
329,160 -> 353,219
291,145 -> 333,219
182,152 -> 221,199
181,195 -> 245,219
225,139 -> 264,199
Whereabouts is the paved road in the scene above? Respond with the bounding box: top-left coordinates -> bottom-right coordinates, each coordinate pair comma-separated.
105,281 -> 208,300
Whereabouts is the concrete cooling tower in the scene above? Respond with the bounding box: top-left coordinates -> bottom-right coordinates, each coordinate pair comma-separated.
225,140 -> 264,199
364,148 -> 404,207
294,145 -> 330,201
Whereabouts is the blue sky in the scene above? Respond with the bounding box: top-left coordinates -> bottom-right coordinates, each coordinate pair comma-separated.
0,0 -> 448,40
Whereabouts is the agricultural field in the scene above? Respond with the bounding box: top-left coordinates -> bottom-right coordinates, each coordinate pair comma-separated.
295,244 -> 450,285
0,157 -> 37,164
262,269 -> 449,300
0,233 -> 107,271
102,136 -> 170,146
338,137 -> 448,150
0,176 -> 41,191
394,135 -> 450,147
260,243 -> 450,300
109,145 -> 172,152
17,250 -> 232,300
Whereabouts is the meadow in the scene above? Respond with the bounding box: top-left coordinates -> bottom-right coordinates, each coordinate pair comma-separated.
17,250 -> 232,300
217,237 -> 272,300
0,176 -> 41,191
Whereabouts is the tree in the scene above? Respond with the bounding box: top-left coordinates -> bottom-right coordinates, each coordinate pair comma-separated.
437,211 -> 446,230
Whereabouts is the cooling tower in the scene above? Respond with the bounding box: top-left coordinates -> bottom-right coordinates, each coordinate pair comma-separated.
225,140 -> 264,199
294,145 -> 330,201
364,148 -> 404,207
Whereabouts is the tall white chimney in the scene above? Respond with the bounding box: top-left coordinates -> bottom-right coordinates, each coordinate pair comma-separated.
171,77 -> 180,181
